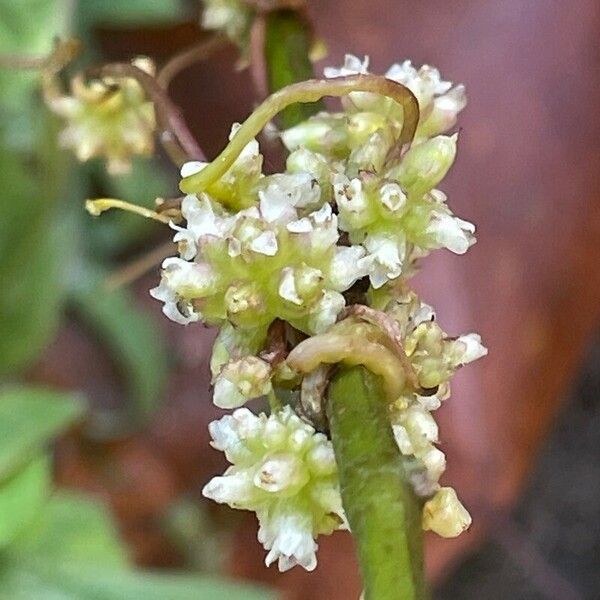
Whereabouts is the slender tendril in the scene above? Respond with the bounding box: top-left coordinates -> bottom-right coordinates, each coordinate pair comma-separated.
85,198 -> 173,224
180,74 -> 419,194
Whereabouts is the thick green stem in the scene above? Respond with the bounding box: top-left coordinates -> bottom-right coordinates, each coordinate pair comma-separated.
264,10 -> 324,128
327,366 -> 427,600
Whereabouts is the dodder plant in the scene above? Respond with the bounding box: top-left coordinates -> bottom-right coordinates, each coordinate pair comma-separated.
40,5 -> 486,598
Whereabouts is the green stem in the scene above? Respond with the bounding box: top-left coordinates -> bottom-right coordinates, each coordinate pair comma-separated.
179,74 -> 418,195
327,366 -> 427,600
264,10 -> 324,128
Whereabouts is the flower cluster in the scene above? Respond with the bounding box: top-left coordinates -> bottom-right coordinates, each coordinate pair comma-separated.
149,55 -> 485,569
203,406 -> 346,571
382,290 -> 486,526
47,58 -> 156,174
282,54 -> 472,288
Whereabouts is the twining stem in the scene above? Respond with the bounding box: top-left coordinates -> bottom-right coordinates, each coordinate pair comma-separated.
157,35 -> 227,88
286,328 -> 407,401
328,366 -> 427,600
96,63 -> 205,166
180,74 -> 419,194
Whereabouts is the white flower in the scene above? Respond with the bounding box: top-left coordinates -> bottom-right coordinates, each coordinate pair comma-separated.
279,267 -> 304,306
171,194 -> 234,260
451,333 -> 488,365
249,230 -> 278,256
358,233 -> 406,288
323,54 -> 466,138
307,291 -> 346,334
149,257 -> 217,324
202,406 -> 346,571
323,54 -> 370,78
213,356 -> 272,408
329,246 -> 368,291
333,174 -> 373,231
422,487 -> 472,538
426,211 -> 476,254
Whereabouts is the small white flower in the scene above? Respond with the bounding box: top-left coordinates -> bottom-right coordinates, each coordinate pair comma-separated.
328,246 -> 368,291
451,333 -> 488,365
380,183 -> 407,214
426,211 -> 476,254
307,291 -> 346,334
333,174 -> 373,231
203,406 -> 346,571
149,257 -> 217,324
249,230 -> 279,256
279,267 -> 304,306
422,487 -> 472,538
323,54 -> 370,78
213,356 -> 272,408
358,233 -> 406,288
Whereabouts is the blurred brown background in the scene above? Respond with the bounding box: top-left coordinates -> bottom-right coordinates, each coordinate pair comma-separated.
30,0 -> 600,598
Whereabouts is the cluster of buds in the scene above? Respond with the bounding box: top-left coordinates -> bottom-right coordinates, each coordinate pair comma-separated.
46,57 -> 156,174
146,55 -> 485,569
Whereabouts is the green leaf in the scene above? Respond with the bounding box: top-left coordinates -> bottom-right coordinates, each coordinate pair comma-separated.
4,491 -> 273,600
0,0 -> 72,118
0,109 -> 72,375
0,388 -> 84,481
72,277 -> 168,425
0,455 -> 51,549
36,568 -> 273,600
75,0 -> 186,27
14,492 -> 130,569
0,564 -> 273,600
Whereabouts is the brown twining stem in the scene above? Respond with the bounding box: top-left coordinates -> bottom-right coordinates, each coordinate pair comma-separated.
95,63 -> 205,166
249,15 -> 269,99
157,35 -> 227,88
341,304 -> 420,390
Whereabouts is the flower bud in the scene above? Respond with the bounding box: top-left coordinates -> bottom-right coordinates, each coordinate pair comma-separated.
281,114 -> 350,158
422,487 -> 472,538
390,134 -> 457,195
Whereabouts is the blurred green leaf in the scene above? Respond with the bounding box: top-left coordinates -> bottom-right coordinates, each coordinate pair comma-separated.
76,0 -> 187,28
0,0 -> 72,118
0,565 -> 273,600
72,277 -> 168,424
2,491 -> 273,600
0,455 -> 50,549
0,388 -> 84,481
15,492 -> 130,569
